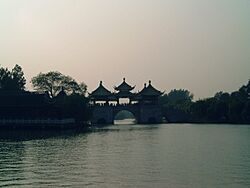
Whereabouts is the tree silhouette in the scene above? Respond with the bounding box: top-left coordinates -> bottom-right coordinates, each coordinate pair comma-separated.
31,71 -> 87,97
0,64 -> 26,91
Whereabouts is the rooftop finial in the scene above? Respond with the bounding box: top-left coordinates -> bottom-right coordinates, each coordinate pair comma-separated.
149,80 -> 152,85
100,81 -> 103,85
144,83 -> 147,88
123,78 -> 126,82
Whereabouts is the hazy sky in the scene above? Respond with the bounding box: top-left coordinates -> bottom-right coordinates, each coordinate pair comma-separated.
1,0 -> 250,99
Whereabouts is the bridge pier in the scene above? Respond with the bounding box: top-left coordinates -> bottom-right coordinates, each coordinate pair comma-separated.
138,105 -> 162,124
91,105 -> 114,124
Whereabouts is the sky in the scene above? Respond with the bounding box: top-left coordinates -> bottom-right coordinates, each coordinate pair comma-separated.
0,0 -> 250,99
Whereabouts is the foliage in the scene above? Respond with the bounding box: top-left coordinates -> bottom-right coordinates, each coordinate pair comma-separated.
31,71 -> 87,97
0,64 -> 26,91
161,80 -> 250,124
190,80 -> 250,123
159,89 -> 193,112
167,89 -> 194,103
62,93 -> 91,122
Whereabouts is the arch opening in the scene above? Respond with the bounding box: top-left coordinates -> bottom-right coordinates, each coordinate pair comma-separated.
114,110 -> 137,125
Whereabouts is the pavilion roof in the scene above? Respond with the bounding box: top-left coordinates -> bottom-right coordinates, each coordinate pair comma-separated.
114,78 -> 135,91
90,81 -> 112,97
138,80 -> 163,97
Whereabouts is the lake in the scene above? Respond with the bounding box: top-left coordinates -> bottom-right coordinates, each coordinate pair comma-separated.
0,122 -> 250,188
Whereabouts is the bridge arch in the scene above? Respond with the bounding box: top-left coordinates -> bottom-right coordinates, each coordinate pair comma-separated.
113,110 -> 137,125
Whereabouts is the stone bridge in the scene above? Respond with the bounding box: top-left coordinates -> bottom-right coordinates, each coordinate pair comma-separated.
91,104 -> 162,124
89,79 -> 163,125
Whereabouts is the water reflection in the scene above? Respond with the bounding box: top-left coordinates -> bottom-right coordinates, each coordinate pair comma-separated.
92,124 -> 159,133
0,129 -> 84,142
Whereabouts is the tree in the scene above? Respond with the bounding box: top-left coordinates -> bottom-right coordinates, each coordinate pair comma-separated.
160,89 -> 194,113
63,93 -> 91,122
159,89 -> 194,122
247,80 -> 250,94
167,89 -> 194,104
190,99 -> 210,120
0,64 -> 26,91
211,91 -> 230,121
11,64 -> 26,90
0,67 -> 10,89
31,71 -> 87,97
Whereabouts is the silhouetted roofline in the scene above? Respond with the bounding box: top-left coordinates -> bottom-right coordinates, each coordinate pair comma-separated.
137,80 -> 163,97
114,78 -> 135,91
90,81 -> 112,98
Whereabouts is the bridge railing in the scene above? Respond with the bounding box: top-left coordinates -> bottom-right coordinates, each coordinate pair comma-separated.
90,103 -> 140,107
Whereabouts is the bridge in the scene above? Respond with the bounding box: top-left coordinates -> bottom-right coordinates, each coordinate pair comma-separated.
89,78 -> 163,124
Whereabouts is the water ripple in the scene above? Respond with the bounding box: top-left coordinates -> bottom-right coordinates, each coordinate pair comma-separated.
0,124 -> 250,187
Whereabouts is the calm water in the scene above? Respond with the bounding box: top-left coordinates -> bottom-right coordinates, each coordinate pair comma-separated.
1,122 -> 250,188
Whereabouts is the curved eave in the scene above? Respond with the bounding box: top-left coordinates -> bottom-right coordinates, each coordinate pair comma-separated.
114,90 -> 136,98
137,93 -> 162,98
90,86 -> 112,97
114,85 -> 135,91
137,90 -> 163,97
